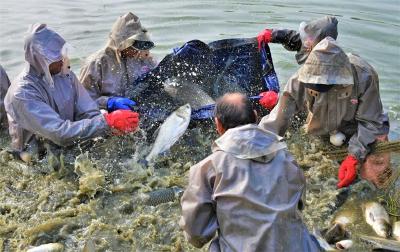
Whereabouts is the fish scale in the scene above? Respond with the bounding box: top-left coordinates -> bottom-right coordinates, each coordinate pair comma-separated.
145,187 -> 183,206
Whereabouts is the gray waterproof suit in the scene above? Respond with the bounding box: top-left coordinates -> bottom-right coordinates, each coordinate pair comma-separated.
180,124 -> 319,252
0,65 -> 11,128
79,12 -> 156,109
260,37 -> 389,161
5,24 -> 108,151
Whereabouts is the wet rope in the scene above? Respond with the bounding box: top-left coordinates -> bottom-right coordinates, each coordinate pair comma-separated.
323,140 -> 400,160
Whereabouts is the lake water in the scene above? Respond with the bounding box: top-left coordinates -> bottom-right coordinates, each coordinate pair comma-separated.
0,0 -> 399,251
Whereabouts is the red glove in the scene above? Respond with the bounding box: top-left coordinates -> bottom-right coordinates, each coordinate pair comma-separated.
259,91 -> 278,110
257,29 -> 272,50
337,155 -> 358,188
104,110 -> 139,134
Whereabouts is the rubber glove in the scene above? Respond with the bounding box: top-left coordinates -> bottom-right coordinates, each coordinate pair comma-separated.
107,97 -> 136,112
257,29 -> 272,50
104,110 -> 139,134
259,91 -> 278,110
337,155 -> 358,188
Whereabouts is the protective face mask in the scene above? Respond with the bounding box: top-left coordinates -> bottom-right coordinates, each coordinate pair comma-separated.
304,83 -> 333,92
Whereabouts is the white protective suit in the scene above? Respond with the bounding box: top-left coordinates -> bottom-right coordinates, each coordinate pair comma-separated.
79,12 -> 157,109
180,124 -> 320,252
0,65 -> 11,128
4,24 -> 109,152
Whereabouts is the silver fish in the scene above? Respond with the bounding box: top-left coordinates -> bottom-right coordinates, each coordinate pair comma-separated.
145,104 -> 191,162
359,235 -> 400,252
363,201 -> 392,238
26,243 -> 64,252
164,79 -> 215,110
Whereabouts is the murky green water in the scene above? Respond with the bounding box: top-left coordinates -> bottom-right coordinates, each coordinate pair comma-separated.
0,1 -> 399,251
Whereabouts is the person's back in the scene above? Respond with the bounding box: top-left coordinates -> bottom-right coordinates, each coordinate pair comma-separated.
180,93 -> 319,252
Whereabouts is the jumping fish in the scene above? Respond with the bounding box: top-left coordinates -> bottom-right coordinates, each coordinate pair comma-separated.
164,79 -> 215,110
145,104 -> 191,162
363,201 -> 392,238
26,243 -> 64,252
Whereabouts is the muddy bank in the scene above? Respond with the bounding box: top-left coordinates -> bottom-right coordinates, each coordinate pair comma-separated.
0,125 -> 399,251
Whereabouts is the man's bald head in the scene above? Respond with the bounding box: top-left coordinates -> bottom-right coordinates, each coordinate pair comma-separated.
214,92 -> 256,132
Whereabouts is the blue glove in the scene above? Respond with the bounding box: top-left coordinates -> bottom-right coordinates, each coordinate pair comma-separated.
107,97 -> 136,112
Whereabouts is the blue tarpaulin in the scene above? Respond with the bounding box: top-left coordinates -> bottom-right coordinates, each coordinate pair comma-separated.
131,38 -> 279,121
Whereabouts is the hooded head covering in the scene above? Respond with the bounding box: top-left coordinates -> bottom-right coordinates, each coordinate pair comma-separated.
106,12 -> 154,63
214,124 -> 287,162
298,37 -> 354,85
296,16 -> 338,64
24,24 -> 66,87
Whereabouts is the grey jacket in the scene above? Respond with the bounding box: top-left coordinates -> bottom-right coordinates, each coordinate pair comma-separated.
0,65 -> 11,127
260,38 -> 389,161
79,12 -> 156,109
180,124 -> 319,252
4,24 -> 108,151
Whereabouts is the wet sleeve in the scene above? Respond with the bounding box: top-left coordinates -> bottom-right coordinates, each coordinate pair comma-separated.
79,58 -> 110,109
10,86 -> 109,147
348,70 -> 388,161
179,158 -> 218,248
259,74 -> 305,136
271,29 -> 302,52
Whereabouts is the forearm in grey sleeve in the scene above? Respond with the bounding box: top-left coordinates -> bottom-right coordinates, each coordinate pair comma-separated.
13,95 -> 108,147
259,74 -> 305,136
348,73 -> 388,160
348,114 -> 389,161
259,92 -> 299,136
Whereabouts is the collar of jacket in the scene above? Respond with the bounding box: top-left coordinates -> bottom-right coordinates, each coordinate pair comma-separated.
212,124 -> 287,162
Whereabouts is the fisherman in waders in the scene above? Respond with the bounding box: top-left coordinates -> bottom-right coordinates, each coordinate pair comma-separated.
4,24 -> 139,164
180,93 -> 320,252
259,37 -> 391,189
79,12 -> 156,113
256,16 -> 340,110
